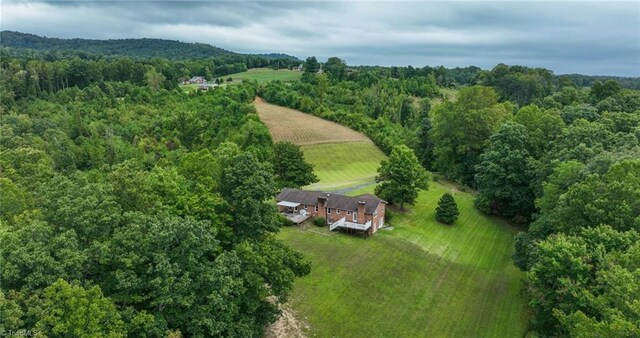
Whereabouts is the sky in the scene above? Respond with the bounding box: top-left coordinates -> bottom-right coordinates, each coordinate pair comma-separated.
1,1 -> 639,76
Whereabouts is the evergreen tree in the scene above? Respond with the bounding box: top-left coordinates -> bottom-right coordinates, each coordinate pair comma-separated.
435,192 -> 459,224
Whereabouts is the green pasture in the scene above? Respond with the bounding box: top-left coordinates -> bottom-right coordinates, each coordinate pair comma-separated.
301,141 -> 386,192
279,180 -> 529,337
225,68 -> 302,84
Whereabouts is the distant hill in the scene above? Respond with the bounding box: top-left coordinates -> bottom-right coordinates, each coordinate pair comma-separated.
0,31 -> 296,61
252,53 -> 301,62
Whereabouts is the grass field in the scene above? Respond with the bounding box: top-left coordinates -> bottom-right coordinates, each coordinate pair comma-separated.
280,181 -> 529,337
255,98 -> 385,191
226,68 -> 302,84
301,142 -> 385,191
256,100 -> 530,337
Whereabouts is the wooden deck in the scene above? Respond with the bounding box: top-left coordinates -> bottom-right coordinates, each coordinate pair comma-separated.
329,217 -> 371,231
282,213 -> 311,225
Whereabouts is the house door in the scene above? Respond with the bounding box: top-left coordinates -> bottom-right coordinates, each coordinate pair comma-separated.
379,218 -> 384,229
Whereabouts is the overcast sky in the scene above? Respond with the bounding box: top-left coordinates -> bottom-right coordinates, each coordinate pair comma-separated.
2,1 -> 639,76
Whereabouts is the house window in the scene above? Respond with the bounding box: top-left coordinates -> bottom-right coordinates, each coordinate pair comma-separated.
347,210 -> 351,215
294,206 -> 298,211
336,209 -> 341,214
304,204 -> 308,209
327,208 -> 332,214
315,205 -> 318,212
353,212 -> 357,222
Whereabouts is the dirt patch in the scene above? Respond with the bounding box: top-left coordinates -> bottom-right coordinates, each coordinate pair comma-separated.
264,303 -> 308,338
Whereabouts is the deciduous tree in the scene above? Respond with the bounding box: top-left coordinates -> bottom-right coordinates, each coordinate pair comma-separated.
272,141 -> 318,189
375,145 -> 429,209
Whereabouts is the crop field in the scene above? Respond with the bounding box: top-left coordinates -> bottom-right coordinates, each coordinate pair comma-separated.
254,98 -> 385,191
254,98 -> 370,146
226,68 -> 302,84
279,181 -> 529,337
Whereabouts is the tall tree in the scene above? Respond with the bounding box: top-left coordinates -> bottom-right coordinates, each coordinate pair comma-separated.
431,86 -> 512,185
375,145 -> 429,209
324,57 -> 347,83
474,122 -> 535,221
272,141 -> 318,189
416,118 -> 435,170
220,152 -> 279,241
302,56 -> 319,82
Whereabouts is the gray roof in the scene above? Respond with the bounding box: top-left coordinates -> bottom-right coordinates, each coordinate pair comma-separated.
276,188 -> 385,214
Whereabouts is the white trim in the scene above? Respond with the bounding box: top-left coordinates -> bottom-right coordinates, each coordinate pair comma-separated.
277,201 -> 300,208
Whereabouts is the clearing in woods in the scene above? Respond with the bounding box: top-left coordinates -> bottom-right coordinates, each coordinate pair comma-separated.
254,98 -> 386,191
226,68 -> 302,84
255,99 -> 529,337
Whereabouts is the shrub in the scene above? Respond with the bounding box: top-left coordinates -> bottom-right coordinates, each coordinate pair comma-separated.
278,214 -> 295,227
313,217 -> 326,227
436,192 -> 459,225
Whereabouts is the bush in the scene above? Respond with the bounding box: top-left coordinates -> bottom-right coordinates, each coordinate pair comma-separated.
278,214 -> 295,227
313,217 -> 326,227
436,192 -> 459,225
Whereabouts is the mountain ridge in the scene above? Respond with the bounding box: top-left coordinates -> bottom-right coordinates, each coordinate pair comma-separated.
0,31 -> 300,61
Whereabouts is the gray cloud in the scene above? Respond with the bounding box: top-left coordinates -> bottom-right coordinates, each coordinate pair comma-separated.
2,1 -> 638,76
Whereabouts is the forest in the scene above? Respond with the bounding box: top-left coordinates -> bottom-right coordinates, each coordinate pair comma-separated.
1,44 -> 639,336
0,59 -> 312,335
1,31 -> 298,62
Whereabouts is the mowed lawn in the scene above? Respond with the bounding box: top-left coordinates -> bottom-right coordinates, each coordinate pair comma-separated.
302,142 -> 385,191
279,181 -> 529,337
227,68 -> 302,84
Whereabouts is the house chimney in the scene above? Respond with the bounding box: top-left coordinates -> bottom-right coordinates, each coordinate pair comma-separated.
357,201 -> 366,224
317,196 -> 327,219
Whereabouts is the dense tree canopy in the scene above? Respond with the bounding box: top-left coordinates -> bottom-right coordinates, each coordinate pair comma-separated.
0,75 -> 309,336
474,122 -> 535,221
431,86 -> 513,185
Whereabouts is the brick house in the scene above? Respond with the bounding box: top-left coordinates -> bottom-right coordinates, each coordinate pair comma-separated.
276,188 -> 387,235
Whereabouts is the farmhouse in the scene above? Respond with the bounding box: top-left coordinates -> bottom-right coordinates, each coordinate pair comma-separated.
276,188 -> 386,235
188,76 -> 207,84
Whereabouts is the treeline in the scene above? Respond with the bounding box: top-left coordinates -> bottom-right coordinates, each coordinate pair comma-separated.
260,57 -> 440,153
2,30 -> 232,59
0,80 -> 311,336
0,49 -> 300,102
260,57 -> 640,336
